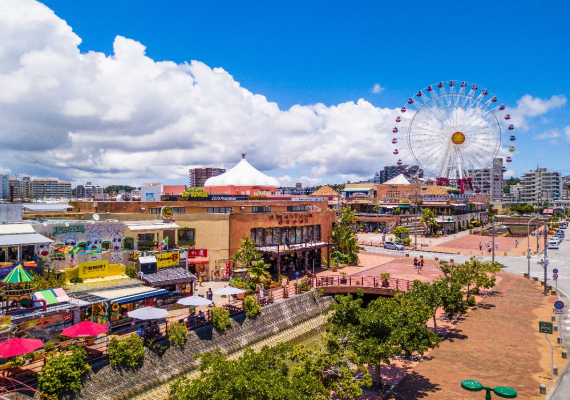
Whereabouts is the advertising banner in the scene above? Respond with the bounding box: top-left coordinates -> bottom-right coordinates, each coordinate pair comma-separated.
156,251 -> 180,269
17,312 -> 73,341
188,249 -> 208,257
78,259 -> 109,278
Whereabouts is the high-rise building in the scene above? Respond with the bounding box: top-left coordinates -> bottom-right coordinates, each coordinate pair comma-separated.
58,181 -> 72,199
372,165 -> 422,184
468,158 -> 504,202
519,168 -> 563,205
8,179 -> 20,200
0,175 -> 8,200
21,175 -> 32,199
75,182 -> 104,199
189,167 -> 226,187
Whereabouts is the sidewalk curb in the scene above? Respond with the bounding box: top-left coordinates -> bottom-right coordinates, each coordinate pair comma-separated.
545,358 -> 570,400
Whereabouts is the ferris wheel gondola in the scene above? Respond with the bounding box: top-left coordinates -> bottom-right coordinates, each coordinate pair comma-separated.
390,80 -> 514,194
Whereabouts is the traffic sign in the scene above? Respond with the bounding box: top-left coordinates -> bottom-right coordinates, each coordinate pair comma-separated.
539,321 -> 554,334
554,310 -> 564,315
553,273 -> 559,280
554,301 -> 564,310
553,268 -> 559,274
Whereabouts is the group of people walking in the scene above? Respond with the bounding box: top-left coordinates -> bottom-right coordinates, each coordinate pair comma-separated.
413,257 -> 424,273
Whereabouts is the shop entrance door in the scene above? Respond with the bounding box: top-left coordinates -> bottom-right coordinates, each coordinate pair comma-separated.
163,230 -> 175,249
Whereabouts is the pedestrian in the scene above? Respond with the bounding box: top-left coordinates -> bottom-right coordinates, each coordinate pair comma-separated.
136,326 -> 145,338
199,274 -> 203,287
295,271 -> 300,281
479,242 -> 483,251
413,257 -> 418,268
418,261 -> 422,274
495,242 -> 499,250
420,259 -> 424,268
488,247 -> 492,254
485,241 -> 489,248
515,239 -> 518,248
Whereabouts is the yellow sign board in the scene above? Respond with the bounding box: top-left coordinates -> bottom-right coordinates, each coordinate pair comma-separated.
78,259 -> 109,278
156,251 -> 180,269
0,316 -> 11,326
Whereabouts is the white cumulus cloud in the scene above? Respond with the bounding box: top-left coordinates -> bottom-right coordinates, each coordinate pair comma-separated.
371,83 -> 384,94
506,94 -> 566,131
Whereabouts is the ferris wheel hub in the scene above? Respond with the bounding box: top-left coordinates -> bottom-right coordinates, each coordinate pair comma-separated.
451,131 -> 466,145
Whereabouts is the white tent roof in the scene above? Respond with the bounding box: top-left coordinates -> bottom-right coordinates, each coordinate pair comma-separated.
204,156 -> 280,187
0,224 -> 36,235
384,174 -> 411,185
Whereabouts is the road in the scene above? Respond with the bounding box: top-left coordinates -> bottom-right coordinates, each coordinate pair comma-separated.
364,235 -> 570,398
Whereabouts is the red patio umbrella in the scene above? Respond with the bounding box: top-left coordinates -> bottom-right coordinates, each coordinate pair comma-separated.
0,338 -> 44,358
60,321 -> 108,338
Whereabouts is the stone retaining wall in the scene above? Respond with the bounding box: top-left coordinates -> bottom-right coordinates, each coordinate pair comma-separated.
69,292 -> 334,400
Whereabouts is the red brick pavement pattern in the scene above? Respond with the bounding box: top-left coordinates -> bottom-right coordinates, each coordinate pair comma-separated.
385,272 -> 556,400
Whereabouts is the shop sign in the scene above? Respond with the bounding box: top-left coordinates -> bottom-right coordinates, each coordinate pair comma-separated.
157,251 -> 180,268
53,225 -> 86,235
0,316 -> 11,326
185,187 -> 209,198
188,249 -> 207,257
78,259 -> 109,278
161,206 -> 174,220
17,312 -> 73,340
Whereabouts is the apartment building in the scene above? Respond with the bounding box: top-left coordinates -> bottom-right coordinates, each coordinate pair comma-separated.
468,158 -> 504,202
372,164 -> 422,184
519,168 -> 563,205
75,182 -> 104,199
189,167 -> 226,187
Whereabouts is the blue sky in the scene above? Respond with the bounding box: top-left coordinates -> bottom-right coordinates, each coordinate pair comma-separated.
2,0 -> 570,186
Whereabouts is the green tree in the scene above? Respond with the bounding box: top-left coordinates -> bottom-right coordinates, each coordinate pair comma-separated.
108,334 -> 145,368
232,237 -> 263,269
406,280 -> 467,332
393,226 -> 410,239
30,271 -> 67,291
247,260 -> 271,283
439,257 -> 502,301
103,185 -> 136,194
169,345 -> 329,400
391,207 -> 401,215
211,306 -> 232,332
244,295 -> 262,317
419,208 -> 440,235
38,346 -> 91,399
168,321 -> 189,348
328,293 -> 440,388
332,207 -> 362,265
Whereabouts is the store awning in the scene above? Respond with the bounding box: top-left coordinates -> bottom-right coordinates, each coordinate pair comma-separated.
188,256 -> 209,265
0,233 -> 54,247
88,286 -> 159,301
114,289 -> 169,304
0,224 -> 36,235
32,287 -> 69,305
22,204 -> 73,212
139,256 -> 157,264
125,222 -> 180,232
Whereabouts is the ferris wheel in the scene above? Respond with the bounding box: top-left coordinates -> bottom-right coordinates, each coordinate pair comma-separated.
392,80 -> 516,194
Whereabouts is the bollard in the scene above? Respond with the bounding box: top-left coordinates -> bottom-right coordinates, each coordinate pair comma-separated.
552,315 -> 556,322
540,384 -> 546,394
435,257 -> 438,261
524,273 -> 529,278
533,277 -> 539,282
450,259 -> 454,263
558,337 -> 562,344
554,365 -> 558,375
554,325 -> 558,332
563,350 -> 568,359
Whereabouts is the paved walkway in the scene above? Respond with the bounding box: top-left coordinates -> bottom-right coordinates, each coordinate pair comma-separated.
385,272 -> 566,400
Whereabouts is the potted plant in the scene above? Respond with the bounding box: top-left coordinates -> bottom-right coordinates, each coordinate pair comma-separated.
44,342 -> 56,356
339,271 -> 347,284
8,356 -> 24,368
381,273 -> 391,287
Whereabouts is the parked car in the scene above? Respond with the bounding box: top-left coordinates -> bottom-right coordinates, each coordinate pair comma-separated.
551,236 -> 562,244
384,241 -> 404,250
548,240 -> 559,249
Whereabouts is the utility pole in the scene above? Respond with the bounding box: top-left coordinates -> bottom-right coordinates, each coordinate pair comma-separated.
543,221 -> 548,296
414,187 -> 418,250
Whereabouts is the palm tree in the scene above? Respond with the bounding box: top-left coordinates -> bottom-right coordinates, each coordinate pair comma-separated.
232,237 -> 263,269
419,208 -> 440,235
248,260 -> 271,283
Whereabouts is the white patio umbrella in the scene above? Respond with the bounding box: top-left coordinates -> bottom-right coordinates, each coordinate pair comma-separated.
176,296 -> 213,307
127,306 -> 168,320
213,286 -> 246,304
213,287 -> 246,296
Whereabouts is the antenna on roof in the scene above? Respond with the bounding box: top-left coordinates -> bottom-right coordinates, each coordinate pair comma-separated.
241,152 -> 246,159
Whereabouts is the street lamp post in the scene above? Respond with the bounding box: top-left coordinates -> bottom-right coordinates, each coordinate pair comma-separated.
461,379 -> 517,399
491,215 -> 495,263
526,215 -> 538,279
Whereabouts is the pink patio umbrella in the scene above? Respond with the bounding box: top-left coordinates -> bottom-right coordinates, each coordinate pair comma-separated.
61,321 -> 108,338
0,338 -> 44,358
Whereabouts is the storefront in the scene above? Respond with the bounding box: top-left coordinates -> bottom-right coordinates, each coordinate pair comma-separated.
123,221 -> 180,251
142,267 -> 196,306
0,224 -> 53,263
187,248 -> 208,276
75,286 -> 169,331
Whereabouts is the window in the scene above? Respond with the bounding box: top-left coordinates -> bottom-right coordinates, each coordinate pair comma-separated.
251,206 -> 271,213
287,205 -> 308,212
172,207 -> 185,214
178,228 -> 195,245
149,208 -> 161,214
207,207 -> 232,213
138,233 -> 155,242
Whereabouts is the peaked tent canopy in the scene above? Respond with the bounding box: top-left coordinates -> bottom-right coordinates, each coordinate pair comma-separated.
204,155 -> 280,187
2,264 -> 34,284
383,174 -> 411,185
